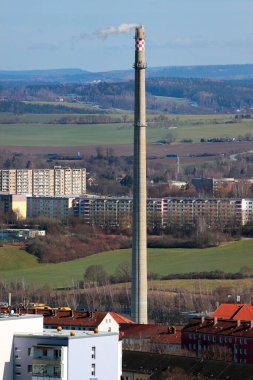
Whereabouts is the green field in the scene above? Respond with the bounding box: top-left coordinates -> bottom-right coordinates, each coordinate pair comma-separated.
0,113 -> 252,146
154,96 -> 190,106
0,240 -> 253,288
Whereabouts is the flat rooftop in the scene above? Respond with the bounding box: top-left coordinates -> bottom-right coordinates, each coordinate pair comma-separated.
15,328 -> 119,340
0,313 -> 42,321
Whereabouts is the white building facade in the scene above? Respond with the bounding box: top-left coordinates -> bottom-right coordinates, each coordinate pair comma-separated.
0,314 -> 43,380
14,330 -> 122,380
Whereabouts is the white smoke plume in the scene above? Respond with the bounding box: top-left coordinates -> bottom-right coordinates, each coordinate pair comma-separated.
96,23 -> 140,38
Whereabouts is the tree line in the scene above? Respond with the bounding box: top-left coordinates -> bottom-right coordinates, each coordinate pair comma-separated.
1,77 -> 253,113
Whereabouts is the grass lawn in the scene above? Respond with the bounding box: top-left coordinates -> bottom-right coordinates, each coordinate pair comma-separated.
0,240 -> 253,288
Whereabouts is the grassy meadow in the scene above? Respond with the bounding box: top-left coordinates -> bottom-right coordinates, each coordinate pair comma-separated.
0,240 -> 253,288
0,112 -> 252,146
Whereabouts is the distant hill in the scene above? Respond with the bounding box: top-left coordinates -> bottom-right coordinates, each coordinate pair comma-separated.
1,76 -> 253,113
0,64 -> 253,85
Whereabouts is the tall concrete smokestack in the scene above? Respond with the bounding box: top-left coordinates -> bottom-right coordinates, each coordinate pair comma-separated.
131,25 -> 148,324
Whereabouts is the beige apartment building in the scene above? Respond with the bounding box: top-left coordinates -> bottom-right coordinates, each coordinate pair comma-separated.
27,196 -> 74,220
0,193 -> 27,220
3,194 -> 251,227
0,167 -> 86,196
73,196 -> 249,229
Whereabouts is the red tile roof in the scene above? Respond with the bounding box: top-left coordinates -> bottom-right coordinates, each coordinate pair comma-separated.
44,311 -> 107,328
183,317 -> 253,337
212,303 -> 253,321
121,324 -> 182,344
43,310 -> 134,328
109,312 -> 134,324
0,307 -> 134,329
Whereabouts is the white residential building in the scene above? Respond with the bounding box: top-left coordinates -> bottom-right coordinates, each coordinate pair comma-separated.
0,313 -> 43,380
14,329 -> 122,380
242,198 -> 253,225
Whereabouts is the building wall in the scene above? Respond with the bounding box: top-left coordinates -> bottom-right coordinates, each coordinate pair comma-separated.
0,167 -> 86,197
242,199 -> 253,225
14,332 -> 122,380
98,313 -> 120,333
182,330 -> 253,364
74,196 -> 251,229
68,334 -> 122,380
0,194 -> 27,220
0,170 -> 17,193
0,315 -> 43,380
14,336 -> 68,380
27,197 -> 73,220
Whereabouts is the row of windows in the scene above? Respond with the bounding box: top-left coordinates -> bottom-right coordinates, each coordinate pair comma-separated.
188,333 -> 247,344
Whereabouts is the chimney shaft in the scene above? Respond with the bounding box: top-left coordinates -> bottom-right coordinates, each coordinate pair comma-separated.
131,25 -> 148,324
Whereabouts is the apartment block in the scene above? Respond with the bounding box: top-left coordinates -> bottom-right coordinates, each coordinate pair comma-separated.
0,312 -> 122,380
73,197 -> 133,228
16,169 -> 33,194
0,313 -> 43,380
0,169 -> 17,193
182,317 -> 253,364
165,198 -> 243,228
192,177 -> 253,197
73,196 -> 250,229
27,197 -> 74,220
14,329 -> 122,380
242,199 -> 253,225
0,193 -> 27,220
0,167 -> 86,196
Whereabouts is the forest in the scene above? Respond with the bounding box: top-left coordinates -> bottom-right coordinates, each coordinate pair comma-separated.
1,77 -> 253,114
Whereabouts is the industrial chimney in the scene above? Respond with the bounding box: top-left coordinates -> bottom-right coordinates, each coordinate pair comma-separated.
131,25 -> 148,324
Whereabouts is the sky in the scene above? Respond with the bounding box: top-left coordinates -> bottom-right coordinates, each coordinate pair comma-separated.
1,0 -> 252,72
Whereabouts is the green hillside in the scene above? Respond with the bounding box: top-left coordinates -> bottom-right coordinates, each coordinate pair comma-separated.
0,239 -> 252,288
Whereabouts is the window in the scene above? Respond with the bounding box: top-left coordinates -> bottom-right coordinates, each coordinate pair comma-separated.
28,365 -> 32,373
28,348 -> 31,356
91,347 -> 96,359
91,364 -> 96,376
43,349 -> 48,357
54,349 -> 61,359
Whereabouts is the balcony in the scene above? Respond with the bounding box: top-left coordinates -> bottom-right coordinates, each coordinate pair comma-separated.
32,364 -> 63,379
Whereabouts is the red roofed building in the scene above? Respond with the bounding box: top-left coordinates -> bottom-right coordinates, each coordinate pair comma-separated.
212,303 -> 253,321
42,310 -> 134,333
0,306 -> 134,333
121,324 -> 182,353
182,317 -> 253,364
